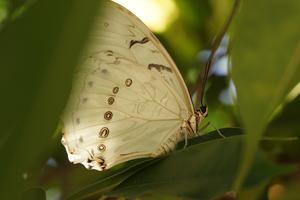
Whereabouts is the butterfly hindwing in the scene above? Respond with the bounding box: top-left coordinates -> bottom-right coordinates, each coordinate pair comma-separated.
62,1 -> 194,170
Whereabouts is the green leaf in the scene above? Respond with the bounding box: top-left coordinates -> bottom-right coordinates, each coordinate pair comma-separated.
263,94 -> 300,162
66,158 -> 161,200
22,188 -> 46,200
244,154 -> 295,188
66,129 -> 240,200
64,129 -> 293,200
231,0 -> 300,189
0,0 -> 102,199
111,137 -> 240,199
106,129 -> 292,199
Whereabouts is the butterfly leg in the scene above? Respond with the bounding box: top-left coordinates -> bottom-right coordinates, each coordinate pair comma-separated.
197,122 -> 210,136
180,122 -> 189,149
199,122 -> 226,138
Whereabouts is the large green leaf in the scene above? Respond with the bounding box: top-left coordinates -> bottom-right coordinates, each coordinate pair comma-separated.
65,129 -> 293,200
231,0 -> 300,189
0,0 -> 102,199
111,135 -> 242,199
66,158 -> 161,200
22,188 -> 46,200
109,129 -> 292,199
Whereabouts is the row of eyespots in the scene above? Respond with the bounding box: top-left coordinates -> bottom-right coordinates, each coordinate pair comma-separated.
99,78 -> 133,138
95,78 -> 133,168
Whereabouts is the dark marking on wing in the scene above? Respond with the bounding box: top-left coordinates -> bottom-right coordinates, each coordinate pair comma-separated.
69,149 -> 74,154
99,127 -> 109,138
106,50 -> 113,56
104,50 -> 121,64
113,58 -> 120,64
129,37 -> 149,48
79,136 -> 83,143
151,49 -> 159,53
112,87 -> 119,94
100,164 -> 107,170
104,111 -> 113,120
88,81 -> 93,87
98,144 -> 106,151
125,78 -> 132,87
148,63 -> 172,73
82,97 -> 88,104
96,156 -> 106,170
91,67 -> 101,74
162,145 -> 168,154
108,97 -> 115,105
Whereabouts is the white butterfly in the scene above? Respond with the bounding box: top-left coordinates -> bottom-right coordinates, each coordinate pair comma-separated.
61,0 -> 208,171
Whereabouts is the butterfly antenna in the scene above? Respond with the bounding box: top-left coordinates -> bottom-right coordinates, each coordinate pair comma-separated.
193,0 -> 241,108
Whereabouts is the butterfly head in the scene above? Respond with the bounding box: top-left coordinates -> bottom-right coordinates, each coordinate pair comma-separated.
185,106 -> 208,136
199,105 -> 208,118
193,106 -> 208,133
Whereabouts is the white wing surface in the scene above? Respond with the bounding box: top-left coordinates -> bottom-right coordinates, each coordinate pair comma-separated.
62,1 -> 194,171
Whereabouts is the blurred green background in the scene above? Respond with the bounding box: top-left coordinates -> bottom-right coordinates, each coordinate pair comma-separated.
0,0 -> 299,199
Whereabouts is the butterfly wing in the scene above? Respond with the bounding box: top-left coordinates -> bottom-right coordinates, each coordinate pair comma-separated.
62,1 -> 194,171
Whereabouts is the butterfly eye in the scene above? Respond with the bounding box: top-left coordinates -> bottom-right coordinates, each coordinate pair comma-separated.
200,106 -> 208,117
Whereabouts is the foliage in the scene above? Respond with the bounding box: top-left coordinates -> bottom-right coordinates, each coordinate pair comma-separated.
0,0 -> 299,199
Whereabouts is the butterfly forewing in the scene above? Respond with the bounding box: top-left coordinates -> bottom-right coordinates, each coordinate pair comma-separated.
62,1 -> 194,171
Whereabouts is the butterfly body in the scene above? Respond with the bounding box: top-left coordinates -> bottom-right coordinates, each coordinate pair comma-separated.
61,1 -> 206,171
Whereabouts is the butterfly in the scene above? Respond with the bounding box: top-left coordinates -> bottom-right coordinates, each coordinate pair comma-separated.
61,0 -> 210,171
